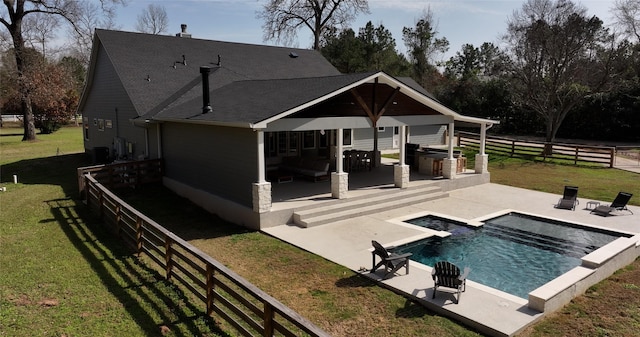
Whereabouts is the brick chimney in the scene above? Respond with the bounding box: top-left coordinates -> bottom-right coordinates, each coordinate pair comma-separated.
176,24 -> 191,38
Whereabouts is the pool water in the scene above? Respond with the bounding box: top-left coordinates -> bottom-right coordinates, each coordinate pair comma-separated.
392,213 -> 624,299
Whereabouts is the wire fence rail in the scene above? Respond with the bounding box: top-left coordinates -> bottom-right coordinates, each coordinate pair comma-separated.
457,131 -> 616,167
79,168 -> 331,337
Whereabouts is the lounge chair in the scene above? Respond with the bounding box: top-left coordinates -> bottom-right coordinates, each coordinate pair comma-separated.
591,192 -> 634,216
555,185 -> 579,211
371,240 -> 412,279
431,261 -> 470,304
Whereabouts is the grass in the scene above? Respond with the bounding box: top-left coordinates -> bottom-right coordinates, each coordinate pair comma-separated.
0,126 -> 223,337
1,126 -> 639,337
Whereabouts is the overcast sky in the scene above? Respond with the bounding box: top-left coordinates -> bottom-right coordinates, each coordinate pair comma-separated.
112,0 -> 616,61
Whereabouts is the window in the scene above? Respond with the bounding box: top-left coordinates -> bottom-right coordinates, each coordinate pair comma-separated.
343,129 -> 352,147
288,132 -> 298,154
98,119 -> 105,131
105,120 -> 113,128
277,131 -> 299,155
302,131 -> 315,149
265,132 -> 277,157
378,127 -> 386,132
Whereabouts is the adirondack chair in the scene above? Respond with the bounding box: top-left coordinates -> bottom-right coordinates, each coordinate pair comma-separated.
371,240 -> 412,279
431,261 -> 470,304
556,186 -> 579,211
591,192 -> 634,216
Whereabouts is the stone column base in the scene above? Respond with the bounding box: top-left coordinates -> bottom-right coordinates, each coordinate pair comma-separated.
331,172 -> 349,199
394,164 -> 410,188
475,154 -> 489,174
252,182 -> 272,213
442,158 -> 457,179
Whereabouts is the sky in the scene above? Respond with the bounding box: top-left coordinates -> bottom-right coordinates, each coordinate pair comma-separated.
112,0 -> 616,61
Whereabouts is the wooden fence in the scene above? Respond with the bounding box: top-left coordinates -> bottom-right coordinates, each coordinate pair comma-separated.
77,159 -> 163,195
80,172 -> 331,337
457,131 -> 615,167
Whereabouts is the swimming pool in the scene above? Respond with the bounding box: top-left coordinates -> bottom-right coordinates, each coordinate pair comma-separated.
391,213 -> 627,299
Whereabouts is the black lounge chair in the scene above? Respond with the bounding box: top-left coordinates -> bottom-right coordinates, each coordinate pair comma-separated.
555,186 -> 579,211
431,261 -> 470,304
591,192 -> 634,216
371,240 -> 412,279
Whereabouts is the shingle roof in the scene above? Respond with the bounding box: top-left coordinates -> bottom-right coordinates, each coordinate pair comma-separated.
91,29 -> 341,117
153,72 -> 376,124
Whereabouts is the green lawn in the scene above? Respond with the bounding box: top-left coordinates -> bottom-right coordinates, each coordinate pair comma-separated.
0,127 -> 223,337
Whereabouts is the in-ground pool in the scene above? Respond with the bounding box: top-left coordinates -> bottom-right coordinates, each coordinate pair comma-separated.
392,213 -> 628,299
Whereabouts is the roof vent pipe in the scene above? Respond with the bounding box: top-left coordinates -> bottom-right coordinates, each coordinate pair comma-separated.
176,24 -> 192,38
200,66 -> 212,113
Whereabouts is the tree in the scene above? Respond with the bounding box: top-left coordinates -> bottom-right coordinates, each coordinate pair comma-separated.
612,0 -> 640,42
0,0 -> 123,141
402,8 -> 449,89
136,4 -> 168,35
321,21 -> 410,75
438,43 -> 516,131
503,0 -> 620,147
257,0 -> 369,50
0,48 -> 80,133
65,1 -> 119,68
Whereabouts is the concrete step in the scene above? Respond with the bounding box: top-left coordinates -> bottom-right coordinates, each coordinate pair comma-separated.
293,185 -> 447,228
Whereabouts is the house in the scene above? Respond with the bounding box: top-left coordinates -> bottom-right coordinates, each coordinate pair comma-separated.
78,27 -> 497,229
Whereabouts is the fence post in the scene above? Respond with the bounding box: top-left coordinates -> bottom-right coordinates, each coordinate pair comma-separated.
83,174 -> 89,205
511,140 -> 515,157
98,189 -> 104,218
164,235 -> 173,280
206,264 -> 214,315
263,301 -> 274,337
574,147 -> 579,165
610,148 -> 615,168
115,204 -> 122,236
135,216 -> 143,257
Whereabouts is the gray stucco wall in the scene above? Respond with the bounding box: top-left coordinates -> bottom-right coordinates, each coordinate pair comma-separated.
79,45 -> 147,162
162,122 -> 258,207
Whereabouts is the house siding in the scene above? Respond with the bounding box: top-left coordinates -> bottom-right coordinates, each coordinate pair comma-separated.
346,125 -> 446,151
80,45 -> 146,161
162,123 -> 257,207
409,125 -> 446,147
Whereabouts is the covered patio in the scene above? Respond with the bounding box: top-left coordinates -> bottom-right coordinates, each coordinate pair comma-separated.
250,72 -> 497,227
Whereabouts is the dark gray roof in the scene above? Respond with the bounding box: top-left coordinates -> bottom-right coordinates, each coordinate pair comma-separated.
154,72 -> 376,124
91,29 -> 341,117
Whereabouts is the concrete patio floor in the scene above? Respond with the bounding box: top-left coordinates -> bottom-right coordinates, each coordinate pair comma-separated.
263,182 -> 640,336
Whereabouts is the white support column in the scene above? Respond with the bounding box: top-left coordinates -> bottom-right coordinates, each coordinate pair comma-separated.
332,128 -> 348,199
336,128 -> 344,173
447,122 -> 455,160
443,122 -> 457,179
256,130 -> 266,183
398,125 -> 406,165
252,130 -> 271,213
475,123 -> 489,174
394,125 -> 409,188
479,123 -> 487,155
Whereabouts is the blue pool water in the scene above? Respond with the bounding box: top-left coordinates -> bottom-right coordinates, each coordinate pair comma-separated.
392,213 -> 625,299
